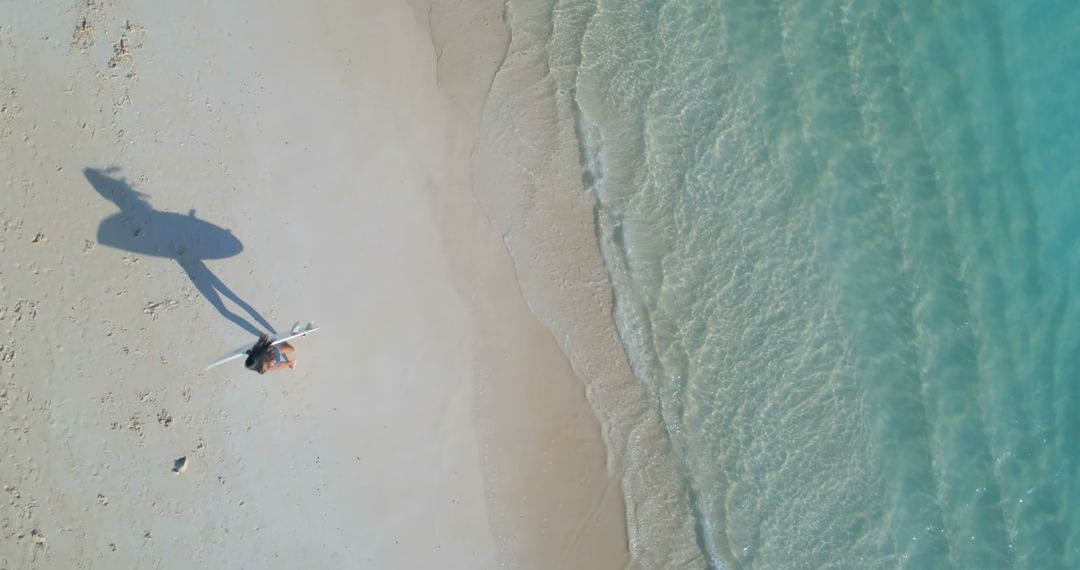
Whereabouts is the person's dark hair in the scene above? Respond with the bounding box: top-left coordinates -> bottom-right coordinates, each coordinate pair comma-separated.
244,333 -> 274,374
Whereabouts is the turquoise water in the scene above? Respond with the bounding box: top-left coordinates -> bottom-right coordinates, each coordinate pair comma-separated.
532,0 -> 1080,567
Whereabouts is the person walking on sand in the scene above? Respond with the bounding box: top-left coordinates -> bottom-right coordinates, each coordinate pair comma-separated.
244,333 -> 296,373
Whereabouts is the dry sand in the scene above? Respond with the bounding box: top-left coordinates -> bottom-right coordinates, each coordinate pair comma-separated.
0,0 -> 634,568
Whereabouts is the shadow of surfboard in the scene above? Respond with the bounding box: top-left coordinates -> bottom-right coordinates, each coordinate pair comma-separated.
84,167 -> 275,337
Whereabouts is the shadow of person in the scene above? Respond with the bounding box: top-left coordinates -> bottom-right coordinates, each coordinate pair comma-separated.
84,167 -> 275,337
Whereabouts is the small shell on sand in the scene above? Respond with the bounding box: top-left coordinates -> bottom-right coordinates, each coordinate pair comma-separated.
172,456 -> 187,474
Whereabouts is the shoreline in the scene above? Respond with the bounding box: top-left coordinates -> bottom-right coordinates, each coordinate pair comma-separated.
420,1 -> 645,566
466,0 -> 706,566
1,0 -> 635,568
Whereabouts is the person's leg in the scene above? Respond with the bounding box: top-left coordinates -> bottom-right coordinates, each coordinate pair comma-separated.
267,359 -> 296,371
276,343 -> 296,369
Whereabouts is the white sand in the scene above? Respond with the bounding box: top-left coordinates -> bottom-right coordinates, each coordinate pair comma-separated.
0,0 -> 632,568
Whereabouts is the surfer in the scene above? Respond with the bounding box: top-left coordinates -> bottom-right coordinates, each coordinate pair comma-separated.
244,333 -> 297,374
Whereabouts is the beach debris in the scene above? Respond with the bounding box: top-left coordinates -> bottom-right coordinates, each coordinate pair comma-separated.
31,232 -> 47,243
97,493 -> 108,505
73,15 -> 93,50
30,528 -> 45,546
172,456 -> 187,474
72,0 -> 102,51
108,36 -> 131,69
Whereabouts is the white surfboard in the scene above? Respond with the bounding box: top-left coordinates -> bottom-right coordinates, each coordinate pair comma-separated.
203,322 -> 319,372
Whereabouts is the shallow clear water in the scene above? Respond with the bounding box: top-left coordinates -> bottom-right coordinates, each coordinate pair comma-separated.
540,0 -> 1080,567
